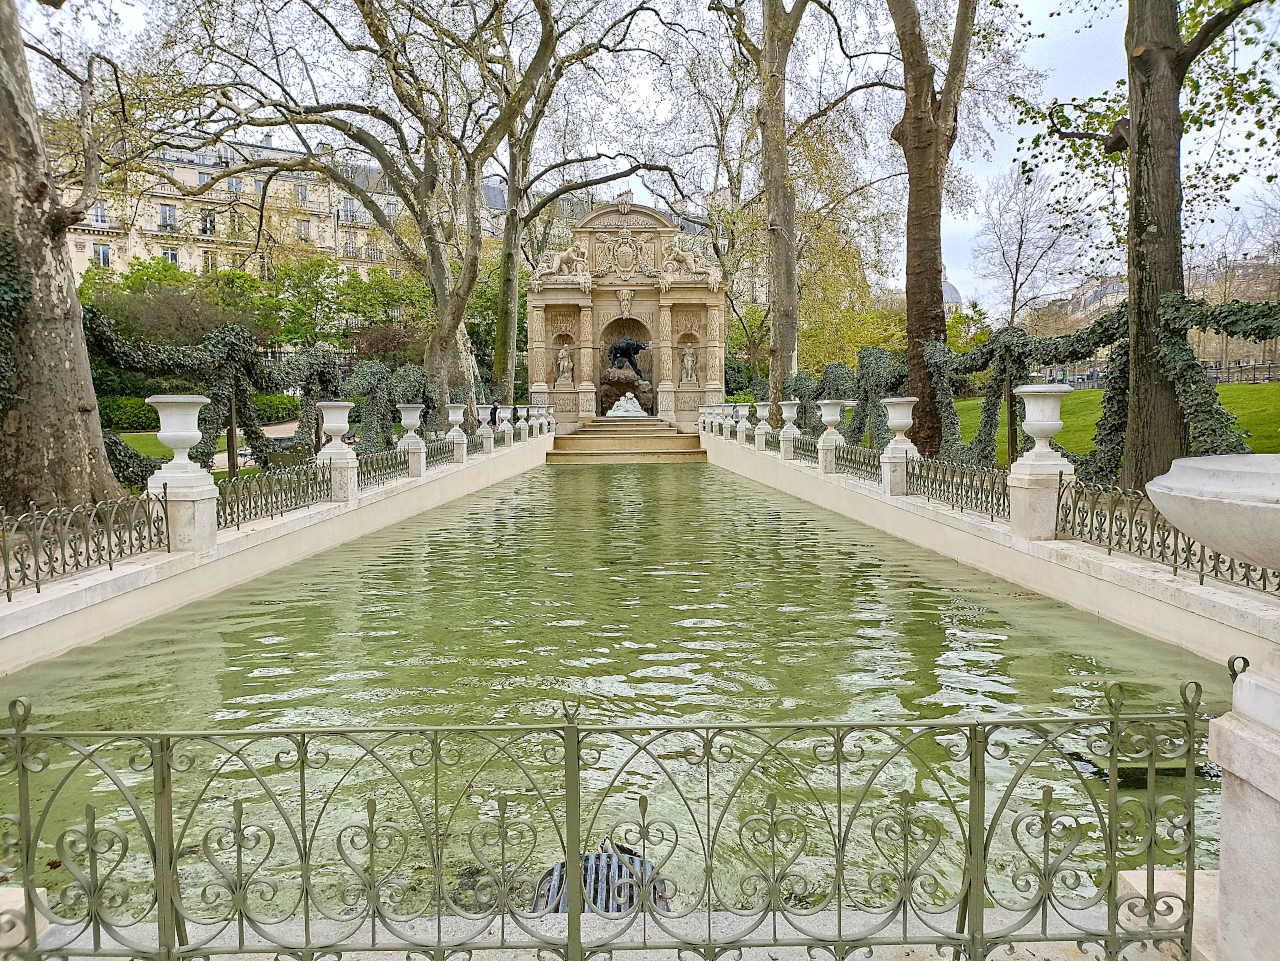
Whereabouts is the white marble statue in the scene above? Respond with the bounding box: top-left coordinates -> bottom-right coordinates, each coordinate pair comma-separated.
556,346 -> 574,386
680,346 -> 699,385
606,392 -> 646,417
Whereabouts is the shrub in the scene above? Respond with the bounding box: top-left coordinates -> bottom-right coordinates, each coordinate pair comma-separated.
98,396 -> 160,431
251,393 -> 300,424
725,392 -> 755,404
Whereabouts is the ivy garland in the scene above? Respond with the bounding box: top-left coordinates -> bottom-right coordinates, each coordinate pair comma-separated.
0,233 -> 32,418
797,295 -> 1278,484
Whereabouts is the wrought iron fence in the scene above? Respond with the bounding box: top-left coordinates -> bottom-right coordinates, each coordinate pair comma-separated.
833,443 -> 881,483
0,686 -> 1203,961
744,426 -> 755,445
426,437 -> 455,469
216,463 -> 331,530
906,456 -> 1010,519
495,429 -> 510,448
2,492 -> 169,602
764,430 -> 780,453
357,448 -> 410,490
467,432 -> 485,456
792,433 -> 818,463
1057,475 -> 1280,595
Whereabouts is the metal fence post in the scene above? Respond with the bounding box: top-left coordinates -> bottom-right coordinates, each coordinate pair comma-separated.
12,701 -> 38,958
153,736 -> 178,961
564,719 -> 583,961
967,724 -> 986,960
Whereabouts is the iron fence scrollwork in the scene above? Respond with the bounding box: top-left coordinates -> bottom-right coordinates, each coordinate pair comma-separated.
2,491 -> 169,602
426,438 -> 454,470
1056,474 -> 1279,595
792,434 -> 818,463
0,686 -> 1202,960
906,456 -> 1010,519
216,462 -> 332,530
833,443 -> 881,483
357,448 -> 411,490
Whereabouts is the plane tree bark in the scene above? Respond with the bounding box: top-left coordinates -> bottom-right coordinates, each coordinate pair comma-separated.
0,0 -> 121,511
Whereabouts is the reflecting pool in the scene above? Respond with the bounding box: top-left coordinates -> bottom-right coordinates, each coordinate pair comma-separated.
0,463 -> 1231,922
6,463 -> 1228,729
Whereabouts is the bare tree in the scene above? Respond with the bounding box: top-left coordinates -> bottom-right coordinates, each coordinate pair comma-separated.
972,167 -> 1077,463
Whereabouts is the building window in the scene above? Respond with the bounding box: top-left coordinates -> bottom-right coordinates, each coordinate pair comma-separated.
342,231 -> 357,258
229,211 -> 244,234
227,177 -> 242,194
158,203 -> 177,229
91,201 -> 108,225
384,200 -> 399,220
198,172 -> 212,186
342,197 -> 357,221
201,250 -> 217,274
161,247 -> 179,265
91,243 -> 110,268
199,210 -> 216,236
296,218 -> 311,242
296,183 -> 308,203
257,254 -> 269,280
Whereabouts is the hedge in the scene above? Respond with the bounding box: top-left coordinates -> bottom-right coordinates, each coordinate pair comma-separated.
98,393 -> 300,431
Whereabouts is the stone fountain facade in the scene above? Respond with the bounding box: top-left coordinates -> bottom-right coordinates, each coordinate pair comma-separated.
526,200 -> 726,431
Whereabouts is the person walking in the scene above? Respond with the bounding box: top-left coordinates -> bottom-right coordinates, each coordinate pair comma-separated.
488,400 -> 499,427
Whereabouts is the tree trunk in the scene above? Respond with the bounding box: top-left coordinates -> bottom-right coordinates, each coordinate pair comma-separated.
761,0 -> 799,426
898,148 -> 947,455
493,143 -> 525,404
0,0 -> 120,512
1120,0 -> 1188,488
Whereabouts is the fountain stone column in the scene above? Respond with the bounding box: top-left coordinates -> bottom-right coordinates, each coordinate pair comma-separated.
1008,385 -> 1073,540
146,395 -> 218,553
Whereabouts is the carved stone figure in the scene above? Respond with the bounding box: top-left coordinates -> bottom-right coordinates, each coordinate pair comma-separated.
556,346 -> 574,386
680,346 -> 699,385
533,243 -> 588,282
608,335 -> 648,380
617,288 -> 634,317
606,392 -> 645,417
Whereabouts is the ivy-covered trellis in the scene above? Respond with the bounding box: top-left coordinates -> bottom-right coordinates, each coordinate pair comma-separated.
788,295 -> 1280,484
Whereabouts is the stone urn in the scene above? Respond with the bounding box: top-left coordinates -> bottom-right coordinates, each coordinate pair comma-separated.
754,401 -> 771,428
1013,384 -> 1072,466
397,403 -> 424,433
146,395 -> 209,475
818,399 -> 846,443
881,397 -> 917,446
445,403 -> 466,437
1147,454 -> 1280,571
317,401 -> 355,448
779,400 -> 800,436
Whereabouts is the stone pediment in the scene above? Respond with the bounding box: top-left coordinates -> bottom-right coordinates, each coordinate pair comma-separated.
574,202 -> 675,233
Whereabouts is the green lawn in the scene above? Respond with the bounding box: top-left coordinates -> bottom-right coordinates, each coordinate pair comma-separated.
956,382 -> 1280,466
121,432 -> 228,458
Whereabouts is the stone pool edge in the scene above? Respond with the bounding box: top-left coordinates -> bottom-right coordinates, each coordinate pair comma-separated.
703,433 -> 1280,672
0,432 -> 555,676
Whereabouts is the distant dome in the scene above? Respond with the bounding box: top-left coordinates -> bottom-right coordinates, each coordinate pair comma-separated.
942,279 -> 962,305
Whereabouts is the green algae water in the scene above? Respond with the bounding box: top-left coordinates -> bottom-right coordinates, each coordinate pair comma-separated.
5,464 -> 1228,729
0,463 -> 1230,918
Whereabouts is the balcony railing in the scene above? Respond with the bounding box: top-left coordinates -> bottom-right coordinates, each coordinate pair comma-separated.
2,492 -> 169,601
906,456 -> 1010,520
215,462 -> 332,530
0,686 -> 1203,961
1056,475 -> 1280,595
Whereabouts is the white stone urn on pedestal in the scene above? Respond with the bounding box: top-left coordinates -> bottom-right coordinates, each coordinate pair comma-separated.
878,397 -> 918,496
1146,455 -> 1280,572
778,400 -> 800,460
445,403 -> 466,436
396,404 -> 425,448
817,399 -> 846,473
145,395 -> 219,553
146,396 -> 210,485
754,402 -> 772,451
1008,385 -> 1073,540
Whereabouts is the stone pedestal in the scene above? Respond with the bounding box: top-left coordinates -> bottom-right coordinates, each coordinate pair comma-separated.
658,382 -> 676,422
319,443 -> 358,505
879,397 -> 918,496
754,402 -> 771,451
478,424 -> 495,454
1008,385 -> 1073,540
446,404 -> 467,462
1212,662 -> 1280,961
516,405 -> 530,442
577,384 -> 596,419
779,400 -> 800,461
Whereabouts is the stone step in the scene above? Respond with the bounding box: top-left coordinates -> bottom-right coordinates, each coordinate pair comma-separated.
554,434 -> 702,451
546,449 -> 708,464
573,427 -> 680,436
